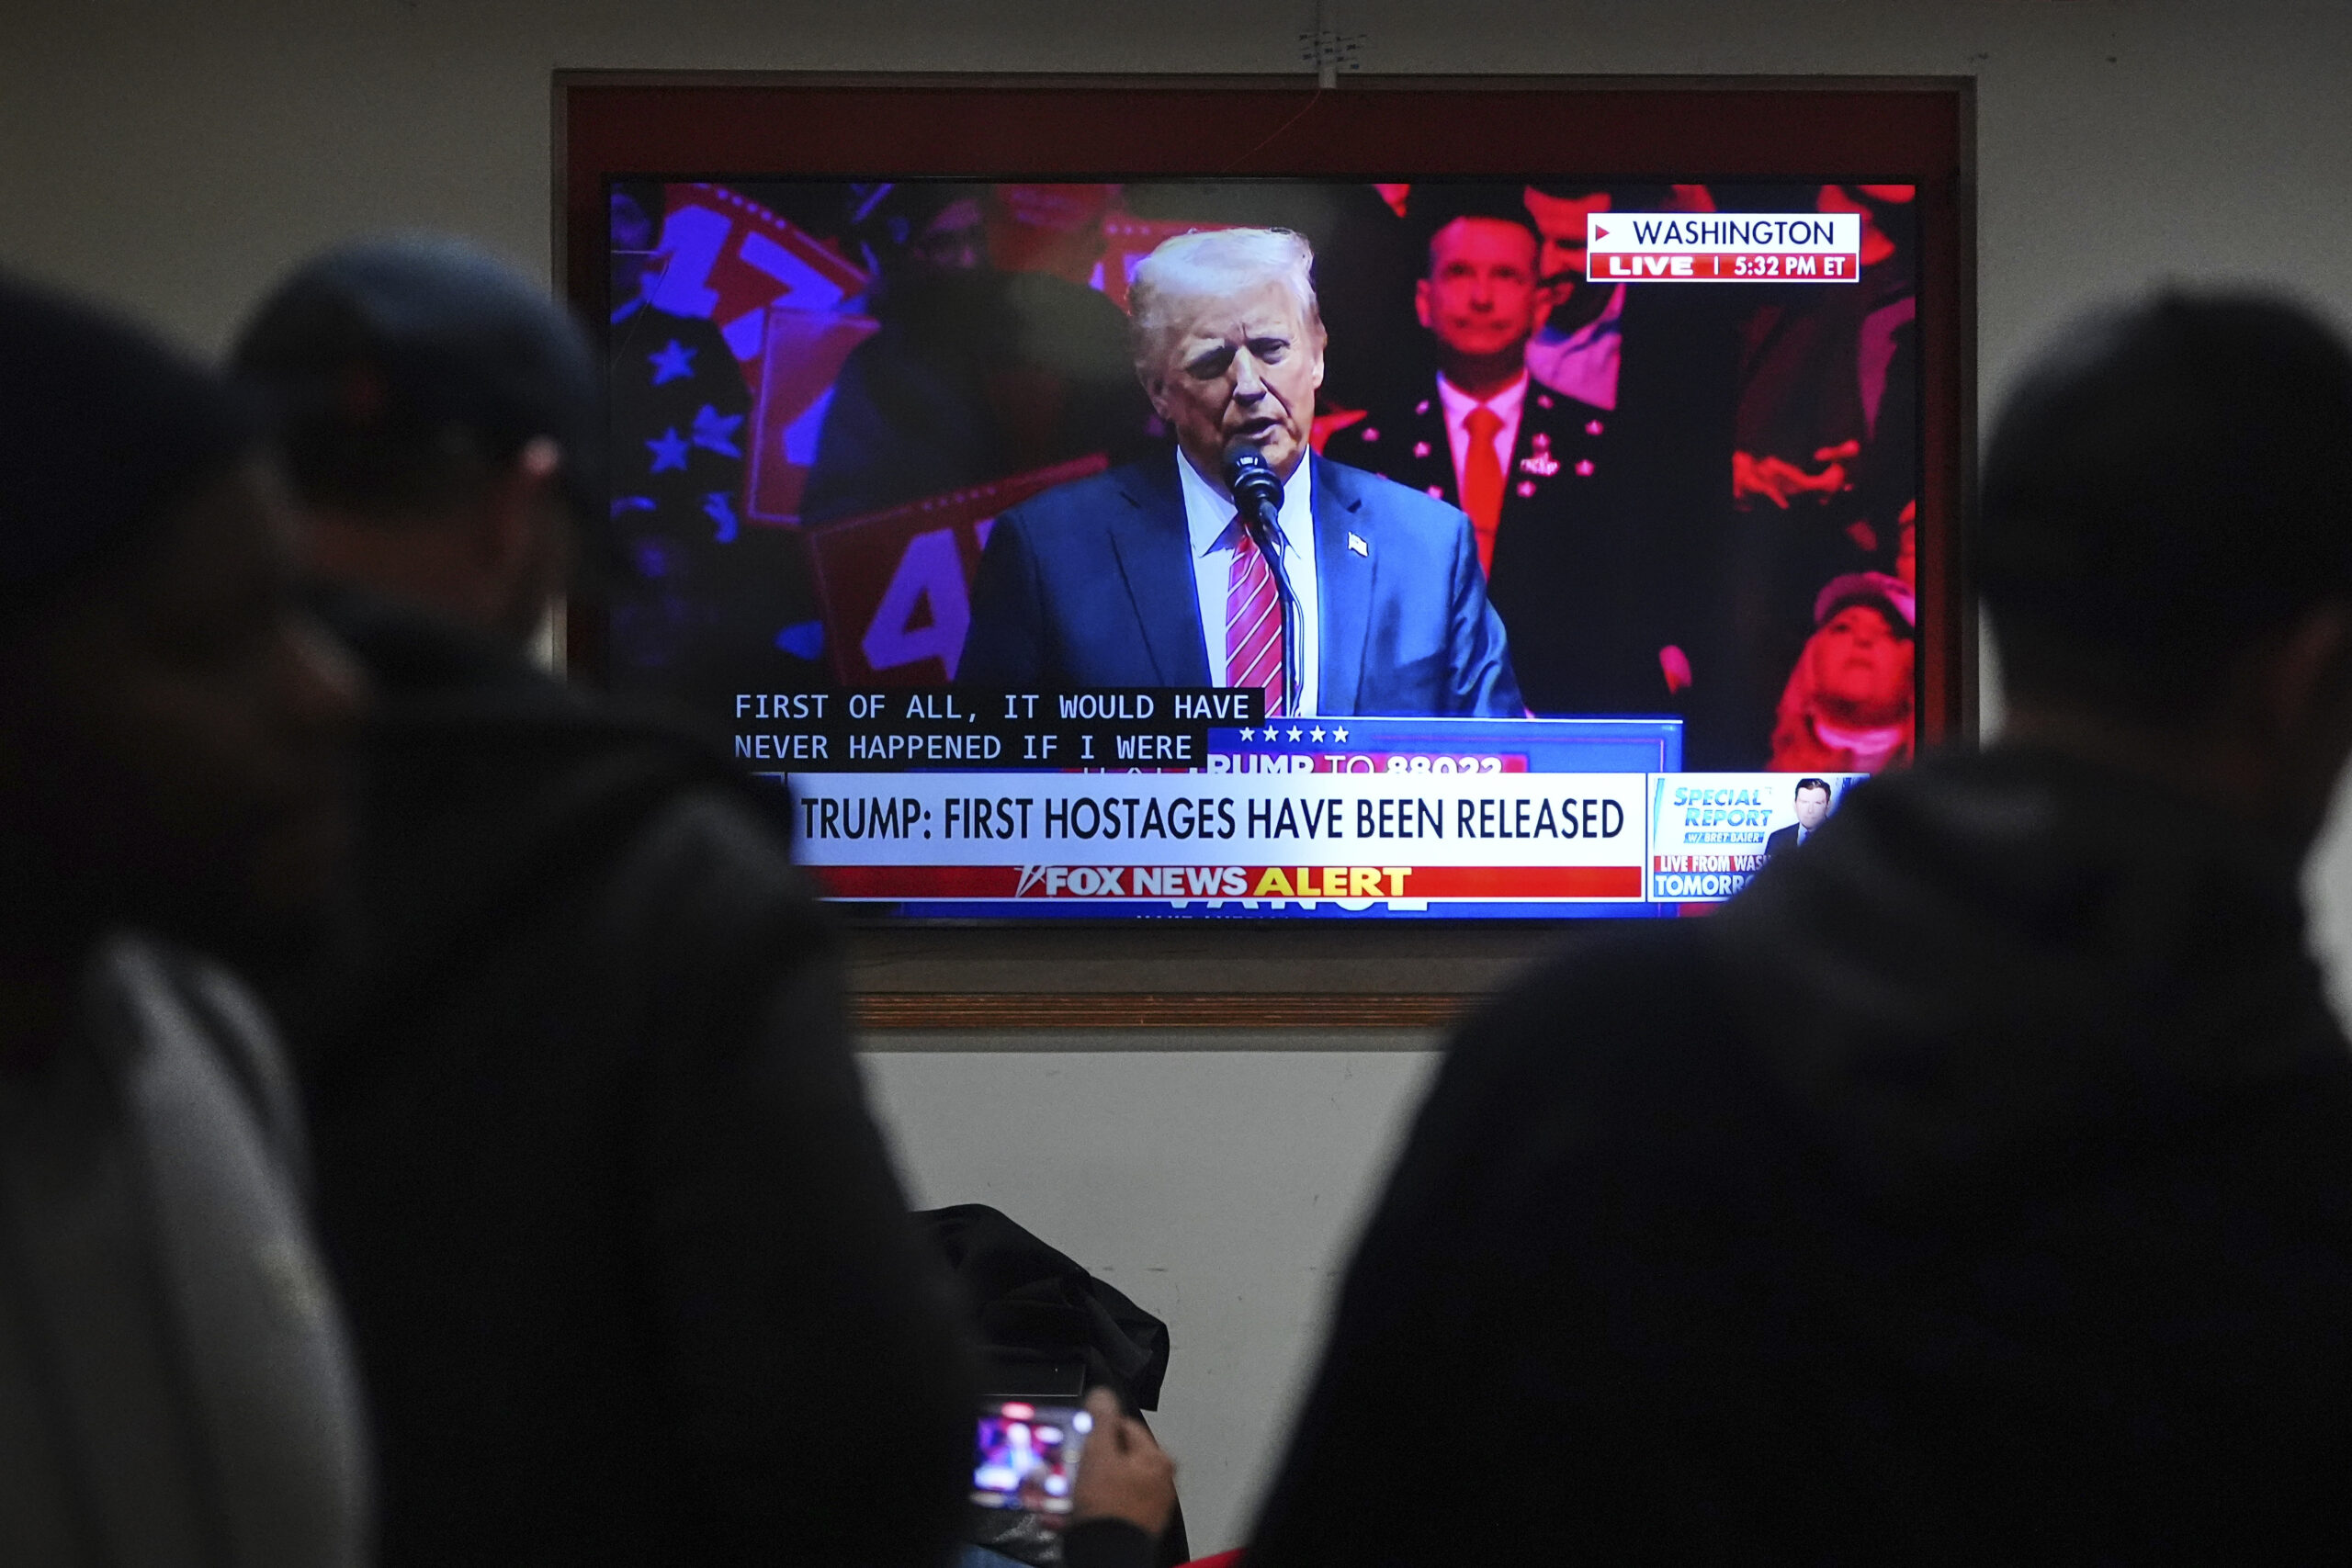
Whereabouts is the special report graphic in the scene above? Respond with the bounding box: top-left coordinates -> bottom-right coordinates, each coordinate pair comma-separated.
1647,773 -> 1869,902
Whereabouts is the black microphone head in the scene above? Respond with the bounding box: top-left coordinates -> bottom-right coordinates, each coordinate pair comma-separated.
1225,446 -> 1284,519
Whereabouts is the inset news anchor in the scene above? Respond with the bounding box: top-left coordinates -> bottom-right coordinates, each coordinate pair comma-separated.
958,228 -> 1522,717
1763,776 -> 1834,858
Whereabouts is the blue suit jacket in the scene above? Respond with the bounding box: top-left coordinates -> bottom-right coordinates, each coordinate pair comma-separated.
958,453 -> 1523,717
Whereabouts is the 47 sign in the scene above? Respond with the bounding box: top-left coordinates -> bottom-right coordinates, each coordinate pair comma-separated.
801,456 -> 1109,686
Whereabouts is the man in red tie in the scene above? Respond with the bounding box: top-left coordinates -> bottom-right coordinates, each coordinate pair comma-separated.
1416,206 -> 1543,574
1329,189 -> 1645,716
1335,197 -> 1597,573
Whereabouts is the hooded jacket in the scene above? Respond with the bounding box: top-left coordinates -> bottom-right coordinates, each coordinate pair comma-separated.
289,587 -> 974,1567
1249,747 -> 2352,1564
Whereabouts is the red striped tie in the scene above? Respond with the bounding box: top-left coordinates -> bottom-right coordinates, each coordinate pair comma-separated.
1226,524 -> 1286,718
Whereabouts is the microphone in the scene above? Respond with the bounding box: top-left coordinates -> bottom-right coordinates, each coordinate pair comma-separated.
1226,446 -> 1285,534
1223,445 -> 1300,718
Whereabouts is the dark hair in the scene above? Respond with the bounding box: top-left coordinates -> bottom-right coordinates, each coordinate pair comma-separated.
1522,182 -> 1678,213
1,272 -> 255,623
232,236 -> 602,528
1413,186 -> 1540,276
1981,291 -> 2352,718
1794,777 -> 1833,801
610,184 -> 665,253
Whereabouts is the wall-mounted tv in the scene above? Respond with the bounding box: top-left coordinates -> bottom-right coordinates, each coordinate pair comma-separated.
561,79 -> 1970,928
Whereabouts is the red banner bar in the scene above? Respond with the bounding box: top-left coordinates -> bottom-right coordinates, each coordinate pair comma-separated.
809,864 -> 1644,900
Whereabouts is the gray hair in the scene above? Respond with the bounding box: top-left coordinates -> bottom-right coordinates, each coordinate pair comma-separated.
1127,227 -> 1323,381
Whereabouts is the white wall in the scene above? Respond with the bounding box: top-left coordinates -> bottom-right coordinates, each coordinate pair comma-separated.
14,0 -> 2352,1551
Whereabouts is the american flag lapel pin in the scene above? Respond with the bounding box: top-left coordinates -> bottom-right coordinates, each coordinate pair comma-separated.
1348,532 -> 1369,557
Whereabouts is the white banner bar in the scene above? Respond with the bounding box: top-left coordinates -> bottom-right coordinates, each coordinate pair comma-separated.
786,771 -> 1648,870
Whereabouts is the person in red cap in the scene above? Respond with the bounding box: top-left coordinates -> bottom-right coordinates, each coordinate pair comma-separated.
1767,569 -> 1917,773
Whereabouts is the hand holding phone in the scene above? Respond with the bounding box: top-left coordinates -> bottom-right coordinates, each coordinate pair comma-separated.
1069,1387 -> 1178,1538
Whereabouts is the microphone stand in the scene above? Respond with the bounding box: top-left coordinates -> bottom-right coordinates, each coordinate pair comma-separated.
1239,507 -> 1301,723
1227,448 -> 1303,722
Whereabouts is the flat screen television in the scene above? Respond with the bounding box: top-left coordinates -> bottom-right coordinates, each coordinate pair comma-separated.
560,78 -> 1970,937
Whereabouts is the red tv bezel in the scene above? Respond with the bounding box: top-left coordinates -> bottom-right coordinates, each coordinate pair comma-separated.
555,73 -> 1975,1029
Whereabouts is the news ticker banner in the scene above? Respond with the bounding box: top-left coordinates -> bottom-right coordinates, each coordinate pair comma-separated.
783,769 -> 1867,911
1586,212 -> 1863,284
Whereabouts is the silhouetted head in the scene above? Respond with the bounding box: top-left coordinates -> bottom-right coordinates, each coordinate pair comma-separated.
1984,291 -> 2352,843
1413,190 -> 1545,390
0,276 -> 363,970
233,235 -> 601,645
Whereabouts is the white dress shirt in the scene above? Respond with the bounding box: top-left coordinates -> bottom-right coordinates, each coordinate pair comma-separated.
1179,450 -> 1322,717
1435,370 -> 1529,498
1525,281 -> 1626,411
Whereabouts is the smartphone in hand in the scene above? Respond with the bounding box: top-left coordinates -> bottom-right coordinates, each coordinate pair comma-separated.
971,1400 -> 1094,1514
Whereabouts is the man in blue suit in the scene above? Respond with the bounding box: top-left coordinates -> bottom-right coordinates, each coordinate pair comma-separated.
1762,776 -> 1834,859
960,228 -> 1521,717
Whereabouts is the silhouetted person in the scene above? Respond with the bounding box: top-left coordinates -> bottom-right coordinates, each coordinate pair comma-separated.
0,276 -> 370,1563
232,238 -> 975,1568
1250,293 -> 2352,1562
802,185 -> 1156,525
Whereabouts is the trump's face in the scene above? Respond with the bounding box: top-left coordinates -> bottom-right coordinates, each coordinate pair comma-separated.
1416,218 -> 1544,365
1142,277 -> 1326,487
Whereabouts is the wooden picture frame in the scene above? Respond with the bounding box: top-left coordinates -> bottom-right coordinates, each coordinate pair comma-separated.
556,72 -> 1975,1030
